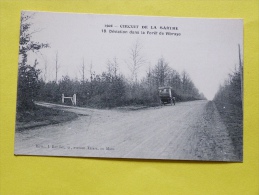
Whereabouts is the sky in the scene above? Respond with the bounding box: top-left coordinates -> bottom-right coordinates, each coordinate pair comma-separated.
23,11 -> 243,100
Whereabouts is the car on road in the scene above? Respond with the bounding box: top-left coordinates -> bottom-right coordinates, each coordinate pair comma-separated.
158,86 -> 175,106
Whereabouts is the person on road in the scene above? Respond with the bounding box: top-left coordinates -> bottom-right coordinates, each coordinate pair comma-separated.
172,97 -> 176,105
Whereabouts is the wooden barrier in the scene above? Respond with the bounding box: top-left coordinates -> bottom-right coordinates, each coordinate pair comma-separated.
62,94 -> 76,106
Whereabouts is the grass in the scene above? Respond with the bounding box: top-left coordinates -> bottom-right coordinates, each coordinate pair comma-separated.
16,105 -> 78,131
214,101 -> 243,160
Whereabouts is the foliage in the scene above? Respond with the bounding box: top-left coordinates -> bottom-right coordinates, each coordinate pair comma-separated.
17,60 -> 41,109
214,64 -> 243,107
147,58 -> 205,101
37,57 -> 205,108
17,12 -> 49,110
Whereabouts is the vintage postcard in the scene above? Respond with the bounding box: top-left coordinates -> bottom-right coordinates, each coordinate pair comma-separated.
15,11 -> 243,161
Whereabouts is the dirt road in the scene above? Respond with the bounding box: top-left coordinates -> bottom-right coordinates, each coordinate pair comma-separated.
15,100 -> 238,161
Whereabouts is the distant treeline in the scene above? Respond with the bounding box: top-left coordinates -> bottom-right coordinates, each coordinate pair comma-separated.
36,57 -> 206,108
213,63 -> 243,107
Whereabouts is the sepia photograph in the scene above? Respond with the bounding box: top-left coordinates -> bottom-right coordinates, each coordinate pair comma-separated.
14,11 -> 243,161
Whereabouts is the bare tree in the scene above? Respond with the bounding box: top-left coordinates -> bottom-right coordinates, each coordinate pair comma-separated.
181,70 -> 190,95
40,54 -> 48,82
107,57 -> 119,78
44,57 -> 48,82
89,61 -> 93,82
146,64 -> 152,88
152,58 -> 170,87
54,51 -> 60,83
169,69 -> 181,94
126,40 -> 145,83
79,57 -> 86,83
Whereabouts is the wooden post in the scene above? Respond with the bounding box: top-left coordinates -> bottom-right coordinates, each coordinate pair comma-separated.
73,94 -> 77,106
62,94 -> 64,104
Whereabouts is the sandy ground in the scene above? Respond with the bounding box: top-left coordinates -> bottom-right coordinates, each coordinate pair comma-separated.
14,100 -> 238,161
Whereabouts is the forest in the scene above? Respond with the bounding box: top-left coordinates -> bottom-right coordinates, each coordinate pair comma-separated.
17,13 -> 206,110
213,51 -> 243,108
36,57 -> 206,108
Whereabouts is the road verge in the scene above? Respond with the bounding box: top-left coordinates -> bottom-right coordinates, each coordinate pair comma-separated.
214,101 -> 243,161
16,105 -> 78,131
